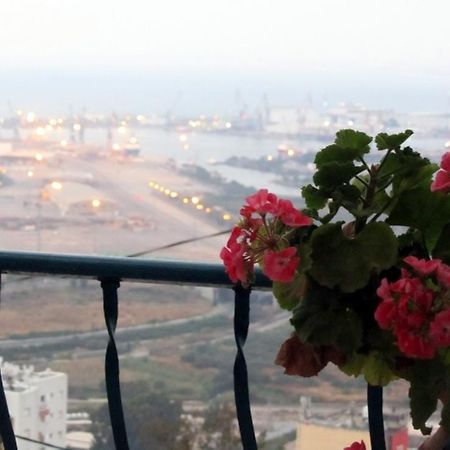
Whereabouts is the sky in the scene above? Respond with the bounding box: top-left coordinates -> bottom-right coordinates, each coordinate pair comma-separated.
0,0 -> 450,114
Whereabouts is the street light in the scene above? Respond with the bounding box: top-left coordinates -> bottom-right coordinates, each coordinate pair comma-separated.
51,181 -> 63,191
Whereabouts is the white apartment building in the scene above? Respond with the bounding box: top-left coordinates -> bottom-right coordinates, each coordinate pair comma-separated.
1,358 -> 67,450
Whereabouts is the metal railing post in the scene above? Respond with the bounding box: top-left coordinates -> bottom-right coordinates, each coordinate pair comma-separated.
100,278 -> 130,450
0,274 -> 17,450
367,384 -> 386,450
233,284 -> 257,450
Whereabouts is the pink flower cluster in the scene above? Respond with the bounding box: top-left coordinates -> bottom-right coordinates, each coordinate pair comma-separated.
220,189 -> 312,285
431,152 -> 450,193
375,256 -> 450,359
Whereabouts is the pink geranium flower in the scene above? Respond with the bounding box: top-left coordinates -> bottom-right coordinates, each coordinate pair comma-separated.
344,441 -> 366,450
437,263 -> 450,288
403,256 -> 441,277
441,152 -> 450,172
431,170 -> 450,193
374,266 -> 443,360
221,189 -> 312,285
220,226 -> 254,284
430,310 -> 450,348
396,328 -> 437,359
220,245 -> 251,284
374,299 -> 396,329
376,278 -> 393,302
245,189 -> 279,214
277,199 -> 313,227
263,247 -> 300,282
431,152 -> 450,193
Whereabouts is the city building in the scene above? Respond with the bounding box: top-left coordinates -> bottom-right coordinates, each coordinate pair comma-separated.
1,358 -> 67,450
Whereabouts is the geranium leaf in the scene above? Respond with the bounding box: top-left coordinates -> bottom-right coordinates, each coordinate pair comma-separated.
361,352 -> 396,386
313,161 -> 364,189
273,277 -> 305,311
397,163 -> 438,192
375,129 -> 413,150
409,384 -> 437,435
339,352 -> 366,377
377,149 -> 434,198
301,185 -> 328,210
308,222 -> 397,292
387,187 -> 450,253
315,144 -> 364,167
334,129 -> 372,152
432,225 -> 450,263
408,361 -> 446,434
291,281 -> 362,353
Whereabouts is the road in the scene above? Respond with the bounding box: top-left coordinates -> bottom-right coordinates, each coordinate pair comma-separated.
0,304 -> 227,350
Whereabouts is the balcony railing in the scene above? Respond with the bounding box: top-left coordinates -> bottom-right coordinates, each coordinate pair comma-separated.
0,250 -> 388,450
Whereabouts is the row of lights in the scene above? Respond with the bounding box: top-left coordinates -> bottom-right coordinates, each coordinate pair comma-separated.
147,180 -> 232,221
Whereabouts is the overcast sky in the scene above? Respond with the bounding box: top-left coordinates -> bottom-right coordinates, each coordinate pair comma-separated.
1,0 -> 449,74
0,0 -> 449,114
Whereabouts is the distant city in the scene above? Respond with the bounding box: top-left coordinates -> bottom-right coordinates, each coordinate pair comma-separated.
1,101 -> 450,138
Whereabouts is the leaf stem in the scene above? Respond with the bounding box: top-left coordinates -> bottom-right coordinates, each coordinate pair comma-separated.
368,197 -> 394,223
376,149 -> 393,174
357,156 -> 371,173
376,178 -> 393,194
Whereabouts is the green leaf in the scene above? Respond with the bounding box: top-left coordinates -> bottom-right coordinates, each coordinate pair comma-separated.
335,129 -> 372,152
315,144 -> 364,167
272,276 -> 305,311
339,352 -> 366,377
375,129 -> 413,150
432,225 -> 450,263
408,361 -> 447,434
302,185 -> 328,210
313,162 -> 364,189
396,163 -> 438,192
376,148 -> 433,196
387,187 -> 450,253
409,384 -> 437,435
332,184 -> 361,206
353,190 -> 391,219
290,282 -> 363,353
308,222 -> 398,292
318,184 -> 363,217
361,352 -> 397,386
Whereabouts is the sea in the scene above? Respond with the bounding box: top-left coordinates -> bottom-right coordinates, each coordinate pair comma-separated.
5,126 -> 446,199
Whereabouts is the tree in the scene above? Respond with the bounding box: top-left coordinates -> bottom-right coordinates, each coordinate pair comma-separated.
91,382 -> 182,450
202,401 -> 242,450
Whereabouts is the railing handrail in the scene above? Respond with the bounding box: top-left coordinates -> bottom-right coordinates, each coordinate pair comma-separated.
0,250 -> 272,289
0,250 -> 271,450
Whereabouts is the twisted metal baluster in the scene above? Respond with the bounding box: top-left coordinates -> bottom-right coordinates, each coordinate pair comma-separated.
0,274 -> 17,450
100,278 -> 130,450
233,283 -> 257,450
367,384 -> 386,450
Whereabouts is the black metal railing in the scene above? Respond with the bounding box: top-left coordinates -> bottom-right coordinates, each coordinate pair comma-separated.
0,250 -> 388,450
